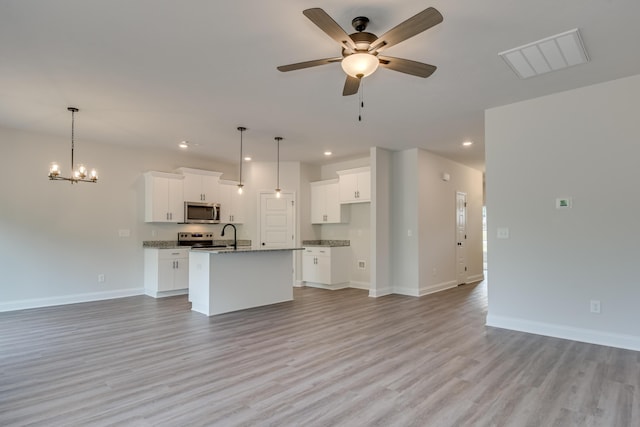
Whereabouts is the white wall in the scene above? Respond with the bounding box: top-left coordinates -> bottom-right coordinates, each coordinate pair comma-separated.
370,147 -> 392,297
417,149 -> 484,293
320,157 -> 370,180
0,126 -> 237,310
390,148 -> 484,296
485,73 -> 640,350
391,149 -> 420,295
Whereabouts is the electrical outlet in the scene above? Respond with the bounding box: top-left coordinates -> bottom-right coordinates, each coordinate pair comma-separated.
98,274 -> 105,283
590,300 -> 601,314
357,260 -> 366,270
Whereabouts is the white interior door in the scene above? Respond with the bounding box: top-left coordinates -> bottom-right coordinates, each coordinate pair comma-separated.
456,191 -> 468,285
260,192 -> 295,248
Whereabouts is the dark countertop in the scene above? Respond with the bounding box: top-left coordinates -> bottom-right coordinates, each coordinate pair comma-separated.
190,247 -> 304,254
143,240 -> 251,249
302,240 -> 350,247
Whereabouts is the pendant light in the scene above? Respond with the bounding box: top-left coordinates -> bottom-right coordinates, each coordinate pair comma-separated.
48,107 -> 98,184
236,126 -> 246,194
274,137 -> 283,198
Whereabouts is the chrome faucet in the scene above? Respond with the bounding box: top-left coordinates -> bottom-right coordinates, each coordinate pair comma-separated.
220,223 -> 237,250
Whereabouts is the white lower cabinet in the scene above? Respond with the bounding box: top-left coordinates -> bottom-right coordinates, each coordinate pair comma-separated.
302,246 -> 350,289
144,248 -> 189,297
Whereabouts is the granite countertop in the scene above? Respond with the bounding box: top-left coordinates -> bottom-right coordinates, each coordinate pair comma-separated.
190,247 -> 304,254
143,240 -> 251,249
143,240 -> 181,249
301,240 -> 350,247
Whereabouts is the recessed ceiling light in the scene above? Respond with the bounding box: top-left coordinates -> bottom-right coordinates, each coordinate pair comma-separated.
244,156 -> 252,161
324,151 -> 332,156
462,141 -> 473,147
178,141 -> 189,149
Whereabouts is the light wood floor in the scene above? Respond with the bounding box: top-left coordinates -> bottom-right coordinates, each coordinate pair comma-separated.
2,281 -> 639,426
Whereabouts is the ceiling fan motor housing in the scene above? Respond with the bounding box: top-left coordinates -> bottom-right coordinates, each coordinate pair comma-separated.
351,16 -> 369,32
344,31 -> 378,56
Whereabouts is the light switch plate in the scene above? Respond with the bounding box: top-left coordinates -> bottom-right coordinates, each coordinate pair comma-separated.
497,227 -> 510,239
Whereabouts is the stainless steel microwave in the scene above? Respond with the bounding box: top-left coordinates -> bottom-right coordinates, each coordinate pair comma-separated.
184,202 -> 220,224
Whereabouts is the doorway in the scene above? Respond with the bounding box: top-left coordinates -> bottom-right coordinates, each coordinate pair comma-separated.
456,191 -> 468,285
259,191 -> 296,248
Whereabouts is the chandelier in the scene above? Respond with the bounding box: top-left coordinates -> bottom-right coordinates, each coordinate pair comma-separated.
48,107 -> 98,183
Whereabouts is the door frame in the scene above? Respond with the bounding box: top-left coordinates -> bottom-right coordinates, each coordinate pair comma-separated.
257,190 -> 297,247
456,191 -> 468,285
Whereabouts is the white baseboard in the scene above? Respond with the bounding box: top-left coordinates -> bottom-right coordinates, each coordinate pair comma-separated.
0,288 -> 145,312
419,280 -> 458,296
486,313 -> 640,352
369,287 -> 393,297
304,281 -> 350,290
393,280 -> 458,297
294,280 -> 305,288
144,289 -> 188,298
465,273 -> 485,284
349,281 -> 370,290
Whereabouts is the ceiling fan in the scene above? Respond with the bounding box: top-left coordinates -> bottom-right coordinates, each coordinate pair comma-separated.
277,7 -> 443,96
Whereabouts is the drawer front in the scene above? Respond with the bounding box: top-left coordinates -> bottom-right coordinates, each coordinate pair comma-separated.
303,247 -> 331,257
157,248 -> 189,260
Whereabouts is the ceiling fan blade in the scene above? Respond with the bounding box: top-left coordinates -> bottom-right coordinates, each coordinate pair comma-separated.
342,75 -> 360,96
378,56 -> 437,78
370,7 -> 443,53
277,57 -> 343,72
303,8 -> 356,51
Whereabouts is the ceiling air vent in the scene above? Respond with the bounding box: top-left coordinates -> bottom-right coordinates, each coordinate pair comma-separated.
498,28 -> 589,79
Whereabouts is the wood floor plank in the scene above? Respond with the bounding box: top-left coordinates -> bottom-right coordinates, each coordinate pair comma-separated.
2,281 -> 640,426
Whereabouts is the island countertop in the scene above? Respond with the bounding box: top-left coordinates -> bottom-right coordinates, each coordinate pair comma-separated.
190,247 -> 303,254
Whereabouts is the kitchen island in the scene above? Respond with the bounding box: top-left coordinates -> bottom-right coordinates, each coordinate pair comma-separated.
188,247 -> 303,316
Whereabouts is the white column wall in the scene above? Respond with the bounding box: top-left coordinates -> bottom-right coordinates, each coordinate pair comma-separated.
486,73 -> 640,350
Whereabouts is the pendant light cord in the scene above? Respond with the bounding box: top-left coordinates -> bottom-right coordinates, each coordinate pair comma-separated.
69,107 -> 78,171
237,126 -> 246,187
275,136 -> 283,192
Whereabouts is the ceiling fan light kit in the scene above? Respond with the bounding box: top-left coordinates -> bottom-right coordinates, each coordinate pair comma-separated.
278,6 -> 443,96
341,53 -> 379,78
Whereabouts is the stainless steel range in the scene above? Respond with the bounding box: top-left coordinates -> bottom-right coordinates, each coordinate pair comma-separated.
177,232 -> 215,248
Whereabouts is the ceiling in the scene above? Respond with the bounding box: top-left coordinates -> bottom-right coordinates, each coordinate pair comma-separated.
2,0 -> 640,171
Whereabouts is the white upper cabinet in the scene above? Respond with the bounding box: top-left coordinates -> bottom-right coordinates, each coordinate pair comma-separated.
218,181 -> 246,224
144,171 -> 185,222
310,179 -> 349,224
176,168 -> 223,203
337,167 -> 371,203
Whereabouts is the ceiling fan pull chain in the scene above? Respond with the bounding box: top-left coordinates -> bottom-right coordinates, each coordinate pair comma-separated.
358,79 -> 364,122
